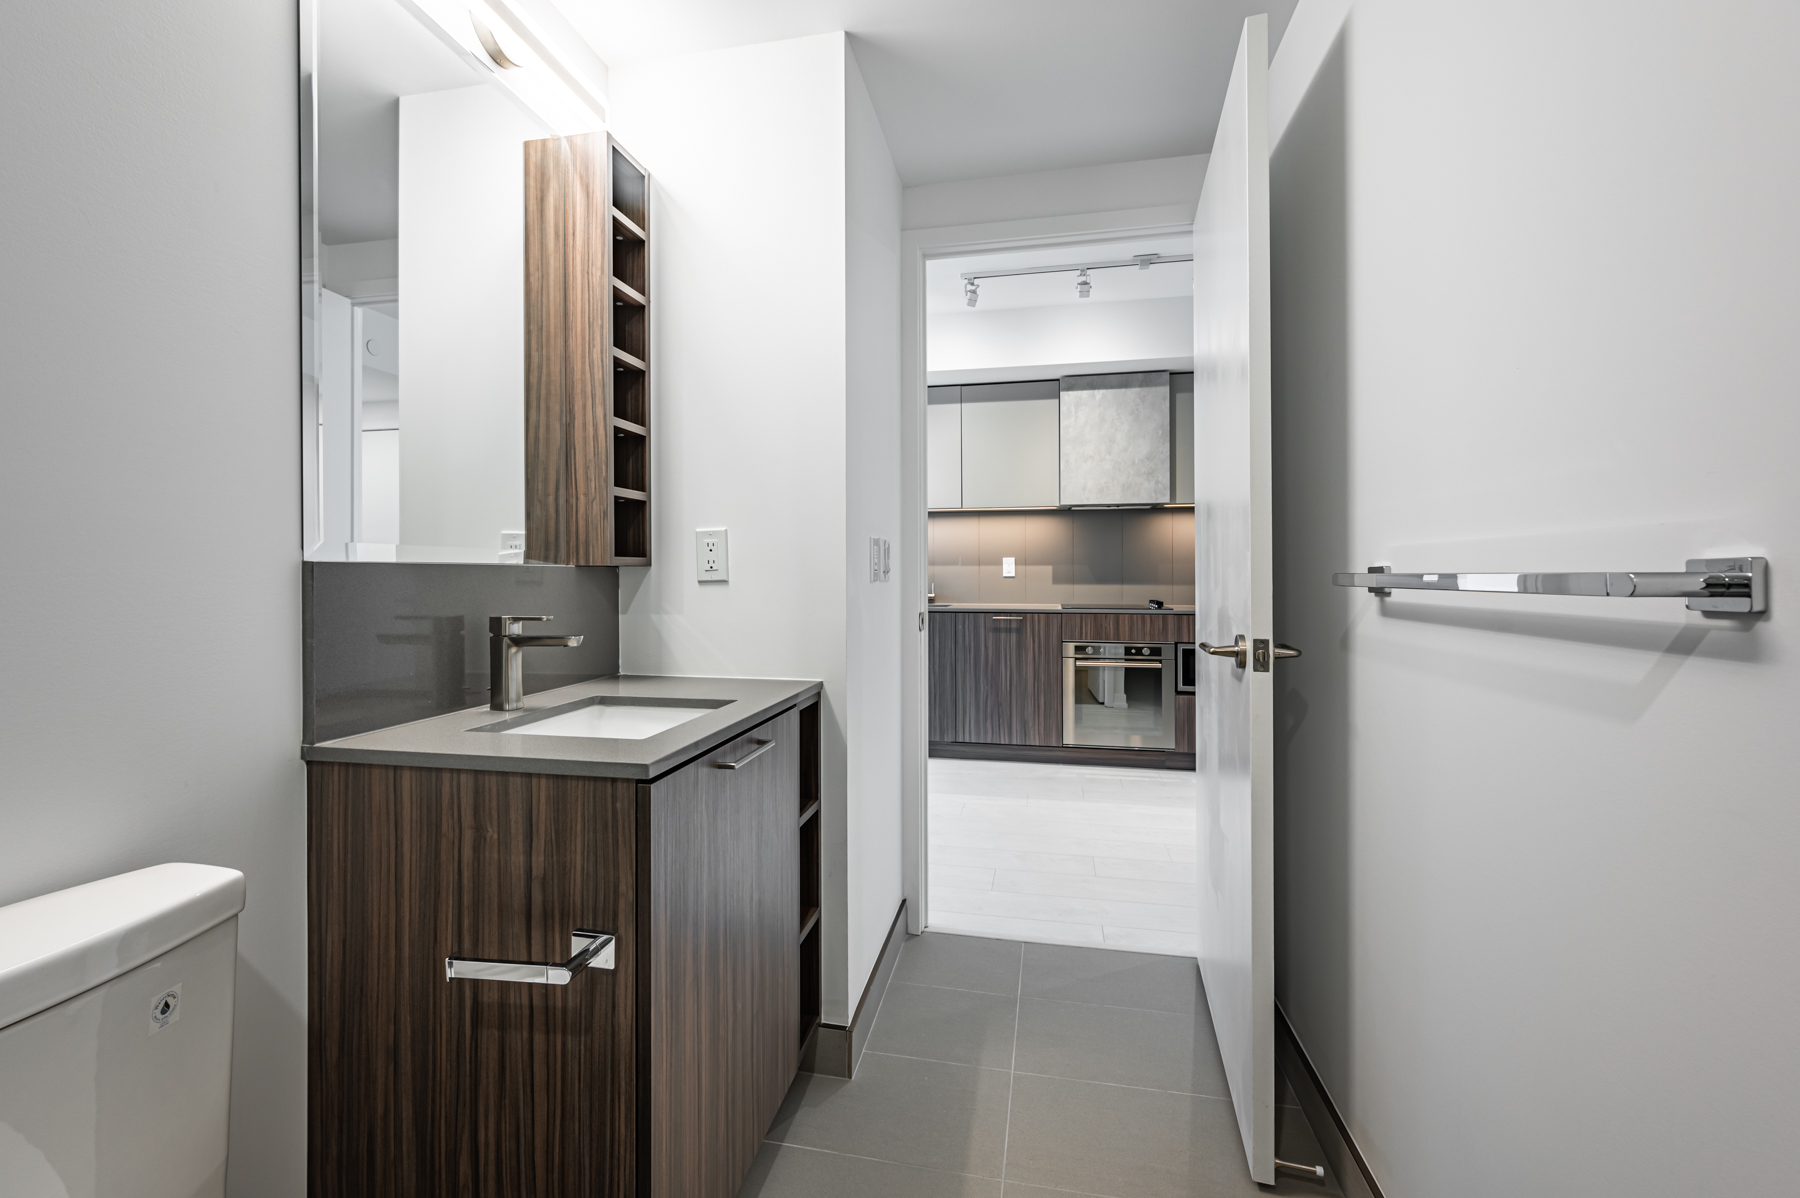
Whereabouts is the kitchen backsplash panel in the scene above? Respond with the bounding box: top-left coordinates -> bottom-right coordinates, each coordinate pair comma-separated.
928,508 -> 1195,606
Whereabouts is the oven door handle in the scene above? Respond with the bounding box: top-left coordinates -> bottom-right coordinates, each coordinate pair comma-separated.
1070,660 -> 1165,668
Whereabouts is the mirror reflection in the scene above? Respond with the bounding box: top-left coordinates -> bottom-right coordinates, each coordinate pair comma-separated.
301,0 -> 604,563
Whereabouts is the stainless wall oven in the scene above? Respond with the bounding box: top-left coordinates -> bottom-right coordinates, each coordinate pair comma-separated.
1062,641 -> 1177,750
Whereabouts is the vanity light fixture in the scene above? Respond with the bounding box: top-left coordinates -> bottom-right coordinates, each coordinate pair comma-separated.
1076,269 -> 1092,299
964,279 -> 979,308
401,0 -> 608,136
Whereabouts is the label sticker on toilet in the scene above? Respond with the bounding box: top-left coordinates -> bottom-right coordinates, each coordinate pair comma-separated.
149,984 -> 182,1035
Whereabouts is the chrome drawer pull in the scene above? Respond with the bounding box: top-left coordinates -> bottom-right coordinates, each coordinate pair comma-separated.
716,739 -> 774,769
445,929 -> 614,985
991,615 -> 1024,620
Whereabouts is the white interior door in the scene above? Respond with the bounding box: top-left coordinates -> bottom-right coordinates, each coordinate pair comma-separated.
1192,14 -> 1277,1185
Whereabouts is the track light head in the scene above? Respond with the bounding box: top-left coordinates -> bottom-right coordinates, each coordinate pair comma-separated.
964,279 -> 979,308
1076,269 -> 1091,299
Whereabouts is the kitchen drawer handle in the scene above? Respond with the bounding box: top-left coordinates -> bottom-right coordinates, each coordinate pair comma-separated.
716,738 -> 774,769
991,615 -> 1024,621
445,929 -> 614,985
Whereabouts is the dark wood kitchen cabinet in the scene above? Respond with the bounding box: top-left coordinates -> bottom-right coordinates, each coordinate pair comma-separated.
928,612 -> 1060,747
930,610 -> 1196,769
308,702 -> 815,1198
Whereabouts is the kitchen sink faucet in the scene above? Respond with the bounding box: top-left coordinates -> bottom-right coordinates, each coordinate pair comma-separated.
489,615 -> 584,710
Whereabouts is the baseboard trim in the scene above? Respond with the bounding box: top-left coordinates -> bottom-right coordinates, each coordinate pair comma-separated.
931,741 -> 1196,771
1276,1002 -> 1386,1198
799,899 -> 907,1079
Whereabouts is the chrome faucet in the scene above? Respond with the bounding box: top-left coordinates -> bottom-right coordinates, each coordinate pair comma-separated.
489,616 -> 584,711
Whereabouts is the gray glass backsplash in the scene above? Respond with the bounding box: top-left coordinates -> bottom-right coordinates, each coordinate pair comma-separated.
303,563 -> 620,743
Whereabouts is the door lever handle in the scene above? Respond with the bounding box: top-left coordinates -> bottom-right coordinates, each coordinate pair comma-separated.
1199,635 -> 1249,669
446,929 -> 615,985
1253,640 -> 1302,672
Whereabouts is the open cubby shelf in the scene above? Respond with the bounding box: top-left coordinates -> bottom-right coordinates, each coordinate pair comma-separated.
604,140 -> 650,563
798,700 -> 822,1053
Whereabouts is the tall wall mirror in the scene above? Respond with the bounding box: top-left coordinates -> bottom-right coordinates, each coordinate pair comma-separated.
301,0 -> 651,566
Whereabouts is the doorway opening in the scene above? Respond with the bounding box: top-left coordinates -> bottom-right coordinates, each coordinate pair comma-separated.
915,232 -> 1199,955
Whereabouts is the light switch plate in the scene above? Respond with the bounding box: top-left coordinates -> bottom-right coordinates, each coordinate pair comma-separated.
697,529 -> 728,581
1002,556 -> 1015,578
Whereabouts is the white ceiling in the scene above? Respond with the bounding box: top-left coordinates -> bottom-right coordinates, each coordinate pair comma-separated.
557,0 -> 1296,186
927,235 -> 1193,315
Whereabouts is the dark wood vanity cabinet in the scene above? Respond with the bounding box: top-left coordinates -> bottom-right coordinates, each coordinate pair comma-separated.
308,702 -> 815,1198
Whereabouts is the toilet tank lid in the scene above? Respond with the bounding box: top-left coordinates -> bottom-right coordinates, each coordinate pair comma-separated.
0,863 -> 245,1033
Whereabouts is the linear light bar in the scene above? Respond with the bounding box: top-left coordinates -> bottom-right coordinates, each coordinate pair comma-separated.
400,0 -> 606,136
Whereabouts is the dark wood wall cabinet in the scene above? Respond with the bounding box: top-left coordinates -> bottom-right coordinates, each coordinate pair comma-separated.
524,133 -> 652,566
308,696 -> 822,1198
929,611 -> 1196,770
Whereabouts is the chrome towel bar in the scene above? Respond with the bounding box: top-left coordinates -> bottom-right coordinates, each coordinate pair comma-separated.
1333,557 -> 1765,613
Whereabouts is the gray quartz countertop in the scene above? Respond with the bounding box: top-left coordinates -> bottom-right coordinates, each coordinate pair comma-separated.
301,674 -> 822,781
928,603 -> 1195,613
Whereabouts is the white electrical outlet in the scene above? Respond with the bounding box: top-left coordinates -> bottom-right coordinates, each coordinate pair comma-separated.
499,530 -> 525,564
696,528 -> 729,581
1002,556 -> 1016,578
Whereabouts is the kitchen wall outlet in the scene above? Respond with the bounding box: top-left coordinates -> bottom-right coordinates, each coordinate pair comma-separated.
696,528 -> 728,581
870,536 -> 882,583
499,530 -> 525,565
1002,556 -> 1016,578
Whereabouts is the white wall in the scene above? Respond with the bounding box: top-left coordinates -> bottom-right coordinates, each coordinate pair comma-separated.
844,42 -> 906,997
927,295 -> 1194,382
612,31 -> 905,1024
1268,2 -> 1800,1194
397,84 -> 536,556
0,1 -> 305,1194
904,154 -> 1208,231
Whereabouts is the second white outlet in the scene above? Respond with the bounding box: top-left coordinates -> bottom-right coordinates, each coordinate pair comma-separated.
697,528 -> 729,581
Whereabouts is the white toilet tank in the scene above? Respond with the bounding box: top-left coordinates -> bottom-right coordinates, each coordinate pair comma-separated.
0,863 -> 246,1198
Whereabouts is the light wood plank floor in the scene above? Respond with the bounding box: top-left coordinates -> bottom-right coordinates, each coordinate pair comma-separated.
927,758 -> 1199,957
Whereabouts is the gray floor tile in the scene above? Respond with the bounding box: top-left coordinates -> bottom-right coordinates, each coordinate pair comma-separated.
1021,941 -> 1202,1014
735,1141 -> 1004,1198
765,1053 -> 1012,1179
1004,1072 -> 1310,1198
1013,997 -> 1229,1099
894,932 -> 1024,996
865,982 -> 1019,1068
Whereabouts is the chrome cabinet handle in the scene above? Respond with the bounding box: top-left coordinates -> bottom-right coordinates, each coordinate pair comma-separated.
1199,635 -> 1249,668
991,615 -> 1024,621
716,738 -> 774,769
446,929 -> 614,985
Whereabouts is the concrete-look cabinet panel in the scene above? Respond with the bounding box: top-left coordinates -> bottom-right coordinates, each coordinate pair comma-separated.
961,380 -> 1060,507
926,386 -> 963,508
1059,371 -> 1172,505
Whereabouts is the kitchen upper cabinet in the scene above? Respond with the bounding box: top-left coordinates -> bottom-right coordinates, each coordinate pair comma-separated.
1059,371 -> 1173,506
960,380 -> 1060,508
1172,371 -> 1194,504
926,386 -> 963,508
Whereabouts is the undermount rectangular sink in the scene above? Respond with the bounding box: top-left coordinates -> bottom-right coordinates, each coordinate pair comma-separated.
482,697 -> 730,741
